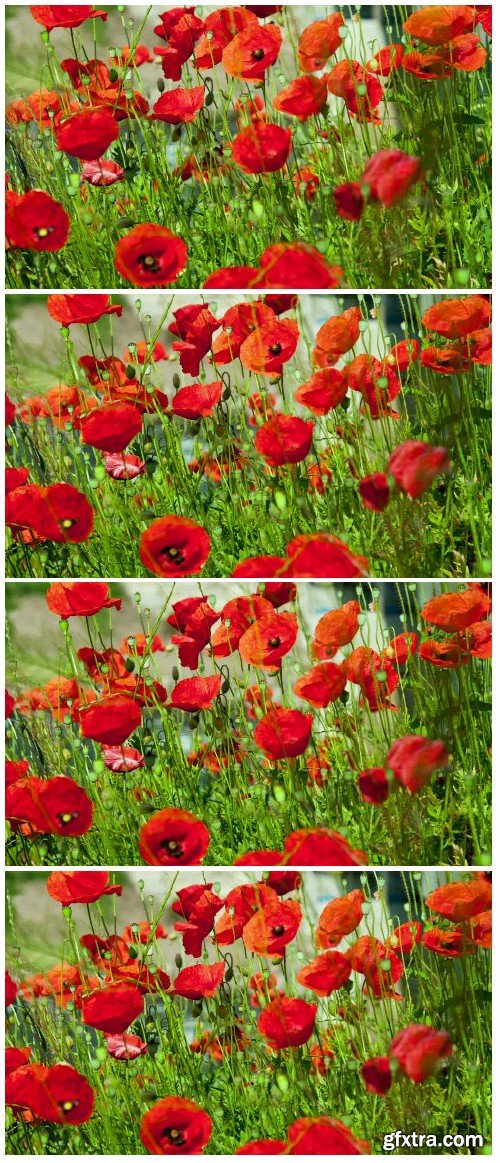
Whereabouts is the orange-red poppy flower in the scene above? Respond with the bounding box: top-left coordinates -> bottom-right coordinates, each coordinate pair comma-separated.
139,807 -> 210,866
297,950 -> 351,996
273,75 -> 328,119
139,515 -> 211,577
114,224 -> 188,287
238,610 -> 298,669
293,661 -> 346,708
242,898 -> 302,957
141,1097 -> 212,1155
258,996 -> 317,1049
221,23 -> 282,81
297,13 -> 345,72
425,878 -> 491,921
389,1023 -> 453,1082
231,122 -> 292,174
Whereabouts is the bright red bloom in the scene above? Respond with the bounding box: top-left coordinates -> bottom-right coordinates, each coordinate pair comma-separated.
358,766 -> 390,805
7,1062 -> 95,1124
258,996 -> 317,1049
387,921 -> 423,955
45,581 -> 121,618
349,935 -> 403,998
171,381 -> 222,419
315,889 -> 365,948
46,871 -> 122,905
333,182 -> 365,221
284,534 -> 368,578
422,927 -> 475,957
367,43 -> 404,75
404,6 -> 475,44
359,473 -> 391,512
361,1056 -> 392,1095
115,224 -> 188,287
421,295 -> 491,337
283,828 -> 366,867
102,745 -> 144,772
386,735 -> 449,794
173,962 -> 225,999
254,706 -> 313,760
6,482 -> 94,542
258,242 -> 343,289
5,971 -> 18,1008
255,415 -> 314,466
232,122 -> 292,174
81,158 -> 124,185
286,1116 -> 369,1154
82,982 -> 144,1034
79,694 -> 141,745
141,1096 -> 212,1155
240,318 -> 300,374
293,661 -> 346,708
242,898 -> 302,956
297,950 -> 351,996
388,440 -> 450,498
6,467 -> 29,493
105,1033 -> 147,1060
312,601 -> 360,659
6,775 -> 93,836
297,13 -> 345,72
313,307 -> 362,366
420,587 -> 491,630
168,303 -> 218,375
194,8 -> 257,69
80,402 -> 142,452
419,637 -> 469,668
6,189 -> 70,251
425,878 -> 491,921
139,807 -> 210,866
30,6 -> 107,29
239,611 -> 298,669
140,515 -> 211,578
212,302 -> 274,364
56,107 -> 119,160
328,59 -> 383,123
362,149 -> 424,207
472,910 -> 492,948
47,294 -> 122,326
153,85 -> 205,123
171,674 -> 221,712
390,1023 -> 453,1082
382,631 -> 419,667
262,581 -> 297,608
273,75 -> 328,119
222,23 -> 282,81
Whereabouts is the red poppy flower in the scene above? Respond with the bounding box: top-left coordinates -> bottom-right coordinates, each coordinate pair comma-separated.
31,6 -> 107,29
328,59 -> 383,123
315,889 -> 365,948
171,674 -> 221,712
173,962 -> 225,999
47,871 -> 121,905
294,368 -> 347,417
297,950 -> 351,996
284,534 -> 369,579
254,415 -> 314,467
80,402 -> 143,453
139,515 -> 211,577
45,581 -> 121,618
283,828 -> 366,867
386,921 -> 423,956
311,601 -> 360,660
421,295 -> 491,338
222,23 -> 282,81
171,380 -> 222,419
6,482 -> 94,542
361,1056 -> 392,1095
358,766 -> 390,805
422,927 -> 475,957
242,898 -> 302,957
425,878 -> 491,921
388,440 -> 450,498
56,106 -> 119,161
382,631 -> 419,668
349,935 -> 404,998
236,1141 -> 287,1155
139,807 -> 210,866
389,1023 -> 453,1082
254,706 -> 313,760
6,775 -> 93,836
47,294 -> 122,326
82,982 -> 144,1034
153,85 -> 205,123
6,759 -> 30,787
357,472 -> 391,513
141,1096 -> 212,1155
258,996 -> 317,1049
105,1033 -> 147,1060
297,13 -> 345,72
240,318 -> 300,374
404,6 -> 475,45
6,189 -> 70,251
7,1062 -> 95,1124
232,121 -> 292,175
258,243 -> 343,289
169,303 -> 218,375
287,1116 -> 370,1154
103,452 -> 145,479
386,735 -> 449,794
368,43 -> 404,75
213,302 -> 274,364
419,637 -> 468,668
273,74 -> 328,120
5,467 -> 29,494
472,911 -> 492,948
5,971 -> 18,1008
114,224 -> 188,287
194,7 -> 257,69
80,157 -> 124,185
293,661 -> 347,708
174,891 -> 223,957
420,587 -> 491,630
363,149 -> 424,207
239,611 -> 298,669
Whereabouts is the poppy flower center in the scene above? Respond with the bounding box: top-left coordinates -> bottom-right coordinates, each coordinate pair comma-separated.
162,839 -> 184,859
60,1100 -> 78,1112
268,636 -> 281,648
161,545 -> 184,563
35,225 -> 53,238
252,48 -> 265,60
61,518 -> 76,529
163,1127 -> 186,1146
139,254 -> 161,272
57,811 -> 79,825
271,924 -> 286,936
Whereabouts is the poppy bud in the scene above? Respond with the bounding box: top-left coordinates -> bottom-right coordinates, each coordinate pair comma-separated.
157,78 -> 165,93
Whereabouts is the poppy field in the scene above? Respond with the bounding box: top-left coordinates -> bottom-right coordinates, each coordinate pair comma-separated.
5,868 -> 492,1155
5,4 -> 492,290
5,291 -> 492,580
5,578 -> 492,868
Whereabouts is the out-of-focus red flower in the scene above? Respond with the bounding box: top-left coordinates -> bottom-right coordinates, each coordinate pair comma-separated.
404,6 -> 475,45
258,996 -> 317,1049
273,75 -> 328,119
236,1140 -> 287,1154
293,661 -> 346,708
79,693 -> 141,745
140,1096 -> 212,1155
297,13 -> 345,72
358,766 -> 390,805
422,927 -> 475,957
6,775 -> 93,836
153,85 -> 205,123
297,950 -> 351,996
388,439 -> 450,498
6,189 -> 70,251
139,515 -> 211,577
114,224 -> 188,287
232,122 -> 292,174
6,1062 -> 94,1124
312,601 -> 360,659
367,44 -> 404,75
254,705 -> 313,760
283,828 -> 366,867
139,807 -> 210,866
294,367 -> 347,415
171,674 -> 221,712
361,1056 -> 392,1095
258,242 -> 344,289
386,735 -> 449,793
45,581 -> 121,618
6,482 -> 94,542
362,149 -> 424,207
222,23 -> 282,81
359,473 -> 391,512
286,1116 -> 370,1154
419,637 -> 469,668
333,182 -> 365,220
46,871 -> 122,905
254,415 -> 314,466
173,962 -> 225,999
389,1023 -> 453,1082
328,59 -> 383,123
